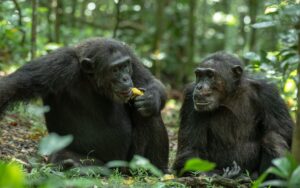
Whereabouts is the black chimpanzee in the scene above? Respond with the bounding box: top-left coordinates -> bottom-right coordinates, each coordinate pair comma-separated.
173,52 -> 293,178
0,38 -> 169,171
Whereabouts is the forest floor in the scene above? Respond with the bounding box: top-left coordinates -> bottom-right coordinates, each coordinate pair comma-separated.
0,101 -> 252,188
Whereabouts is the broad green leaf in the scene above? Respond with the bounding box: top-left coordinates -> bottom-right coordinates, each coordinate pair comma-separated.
289,166 -> 300,188
272,157 -> 292,178
265,5 -> 279,14
0,161 -> 25,188
260,180 -> 288,187
129,155 -> 163,177
180,158 -> 216,175
106,160 -> 129,168
285,153 -> 298,171
39,133 -> 73,156
252,21 -> 276,29
252,172 -> 269,188
244,52 -> 260,61
267,166 -> 288,179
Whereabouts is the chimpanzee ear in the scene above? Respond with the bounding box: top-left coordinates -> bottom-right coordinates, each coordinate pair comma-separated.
232,65 -> 243,78
81,58 -> 95,73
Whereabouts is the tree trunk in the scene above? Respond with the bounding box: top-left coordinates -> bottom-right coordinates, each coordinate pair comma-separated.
187,0 -> 197,67
70,0 -> 77,27
54,0 -> 63,43
31,0 -> 37,60
152,0 -> 165,78
12,0 -> 26,45
199,0 -> 207,54
45,1 -> 53,42
248,0 -> 258,51
224,0 -> 239,52
113,0 -> 122,38
292,20 -> 300,164
80,0 -> 88,21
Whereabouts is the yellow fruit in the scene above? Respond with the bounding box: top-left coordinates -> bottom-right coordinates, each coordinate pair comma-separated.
131,87 -> 144,97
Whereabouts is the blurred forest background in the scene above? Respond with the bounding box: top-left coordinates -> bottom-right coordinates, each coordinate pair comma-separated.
0,0 -> 299,107
1,0 -> 300,187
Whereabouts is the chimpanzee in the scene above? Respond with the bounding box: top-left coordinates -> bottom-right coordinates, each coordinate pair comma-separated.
0,38 -> 169,171
173,52 -> 293,178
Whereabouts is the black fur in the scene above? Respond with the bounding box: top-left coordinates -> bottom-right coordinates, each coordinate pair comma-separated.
0,38 -> 169,171
173,52 -> 293,177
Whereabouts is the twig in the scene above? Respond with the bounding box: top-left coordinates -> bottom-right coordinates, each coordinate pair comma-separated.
12,0 -> 26,45
112,0 -> 122,38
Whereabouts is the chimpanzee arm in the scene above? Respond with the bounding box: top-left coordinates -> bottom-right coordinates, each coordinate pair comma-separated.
257,81 -> 293,173
130,59 -> 167,116
0,48 -> 80,113
173,85 -> 200,174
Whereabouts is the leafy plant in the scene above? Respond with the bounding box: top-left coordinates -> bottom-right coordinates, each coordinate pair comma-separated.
0,161 -> 25,188
180,158 -> 216,176
252,154 -> 300,188
106,155 -> 164,177
38,133 -> 73,156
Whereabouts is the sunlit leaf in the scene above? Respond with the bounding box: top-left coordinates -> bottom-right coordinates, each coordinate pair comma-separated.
251,172 -> 269,188
129,155 -> 163,177
106,160 -> 129,168
180,158 -> 216,176
252,21 -> 276,29
272,157 -> 292,178
39,133 -> 73,156
284,79 -> 296,93
289,166 -> 300,188
0,161 -> 25,188
265,5 -> 279,14
260,180 -> 288,187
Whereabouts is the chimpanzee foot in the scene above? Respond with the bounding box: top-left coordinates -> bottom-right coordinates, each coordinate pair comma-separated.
222,161 -> 241,178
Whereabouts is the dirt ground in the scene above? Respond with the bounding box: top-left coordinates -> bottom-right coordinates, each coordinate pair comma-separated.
0,103 -> 180,167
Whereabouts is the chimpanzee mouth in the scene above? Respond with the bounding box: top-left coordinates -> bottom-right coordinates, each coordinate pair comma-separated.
118,90 -> 132,97
194,98 -> 212,106
195,101 -> 210,106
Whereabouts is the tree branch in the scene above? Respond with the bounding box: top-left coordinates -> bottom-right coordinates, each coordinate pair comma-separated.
12,0 -> 26,45
113,0 -> 122,38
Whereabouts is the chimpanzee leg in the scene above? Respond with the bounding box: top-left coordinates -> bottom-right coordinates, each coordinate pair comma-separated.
131,115 -> 169,172
145,117 -> 169,172
49,149 -> 104,169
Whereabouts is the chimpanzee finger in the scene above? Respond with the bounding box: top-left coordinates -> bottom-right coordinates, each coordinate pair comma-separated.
134,95 -> 147,102
137,107 -> 152,117
134,100 -> 147,108
138,87 -> 146,92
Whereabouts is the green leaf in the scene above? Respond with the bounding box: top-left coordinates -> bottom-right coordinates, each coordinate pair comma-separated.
106,160 -> 129,168
252,21 -> 276,29
251,172 -> 269,188
39,133 -> 73,156
0,161 -> 25,188
129,155 -> 163,177
289,166 -> 300,188
243,52 -> 260,61
286,153 -> 299,171
266,166 -> 287,179
272,157 -> 293,178
260,180 -> 288,187
180,158 -> 216,176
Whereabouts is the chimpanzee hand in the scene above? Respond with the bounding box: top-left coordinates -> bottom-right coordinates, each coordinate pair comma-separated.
133,90 -> 159,117
222,161 -> 241,178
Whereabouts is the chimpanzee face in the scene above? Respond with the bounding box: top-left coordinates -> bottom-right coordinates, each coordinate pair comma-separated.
80,50 -> 134,103
107,55 -> 133,102
192,59 -> 243,112
193,67 -> 226,112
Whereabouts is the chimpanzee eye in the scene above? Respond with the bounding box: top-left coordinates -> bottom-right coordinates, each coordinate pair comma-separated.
207,71 -> 214,78
112,67 -> 119,73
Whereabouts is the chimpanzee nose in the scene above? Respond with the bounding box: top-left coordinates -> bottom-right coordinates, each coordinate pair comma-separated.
196,85 -> 203,90
200,90 -> 212,96
122,77 -> 128,82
